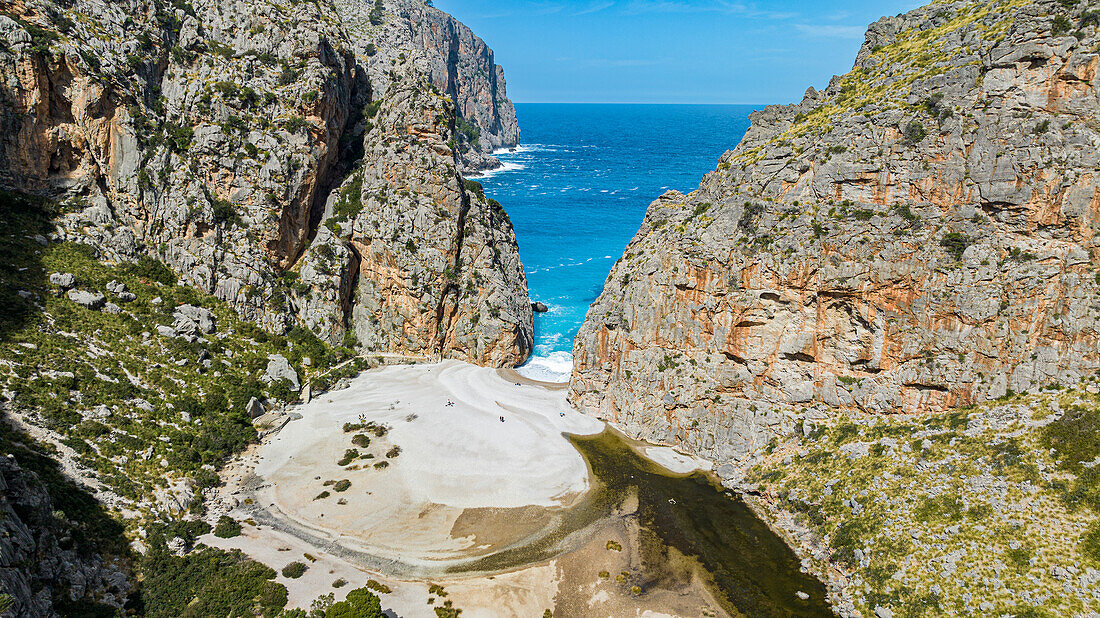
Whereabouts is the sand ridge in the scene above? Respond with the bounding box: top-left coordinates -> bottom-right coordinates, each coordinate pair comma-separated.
252,361 -> 603,569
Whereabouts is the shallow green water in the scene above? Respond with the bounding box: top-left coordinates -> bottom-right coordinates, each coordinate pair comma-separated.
572,430 -> 830,617
454,429 -> 830,617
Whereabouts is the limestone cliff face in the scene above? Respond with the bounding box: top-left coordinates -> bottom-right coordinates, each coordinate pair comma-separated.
0,0 -> 531,367
336,0 -> 520,171
572,0 -> 1100,464
0,0 -> 353,334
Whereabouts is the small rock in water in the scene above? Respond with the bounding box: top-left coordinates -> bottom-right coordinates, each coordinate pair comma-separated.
531,301 -> 549,313
795,591 -> 809,600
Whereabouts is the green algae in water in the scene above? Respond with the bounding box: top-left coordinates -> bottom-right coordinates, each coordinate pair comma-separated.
454,428 -> 829,616
571,430 -> 830,617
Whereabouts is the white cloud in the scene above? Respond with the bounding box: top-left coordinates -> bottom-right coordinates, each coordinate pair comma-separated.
794,23 -> 867,39
573,1 -> 614,15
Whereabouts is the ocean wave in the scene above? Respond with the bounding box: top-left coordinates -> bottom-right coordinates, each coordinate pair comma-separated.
468,160 -> 525,179
516,351 -> 573,383
526,254 -> 615,274
495,144 -> 558,155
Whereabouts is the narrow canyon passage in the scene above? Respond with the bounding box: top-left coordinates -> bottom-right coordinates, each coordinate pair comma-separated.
473,103 -> 760,382
207,103 -> 832,616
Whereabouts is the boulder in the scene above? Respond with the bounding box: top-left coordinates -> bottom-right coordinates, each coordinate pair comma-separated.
264,354 -> 300,391
531,301 -> 549,313
173,304 -> 216,334
66,289 -> 105,310
246,397 -> 266,419
49,272 -> 75,289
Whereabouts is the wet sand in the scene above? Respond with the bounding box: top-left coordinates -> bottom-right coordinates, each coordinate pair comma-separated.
202,360 -> 818,616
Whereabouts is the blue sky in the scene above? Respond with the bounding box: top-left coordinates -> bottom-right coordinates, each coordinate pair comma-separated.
433,0 -> 924,104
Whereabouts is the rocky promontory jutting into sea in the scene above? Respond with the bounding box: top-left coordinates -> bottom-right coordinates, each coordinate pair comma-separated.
1,0 -> 1099,616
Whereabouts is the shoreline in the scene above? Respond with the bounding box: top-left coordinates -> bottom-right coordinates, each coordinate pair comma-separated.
202,359 -> 738,615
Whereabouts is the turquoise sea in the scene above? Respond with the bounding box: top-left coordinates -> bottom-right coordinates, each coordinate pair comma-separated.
475,103 -> 760,381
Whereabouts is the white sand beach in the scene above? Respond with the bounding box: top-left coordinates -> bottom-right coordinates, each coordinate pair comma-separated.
641,446 -> 712,475
202,359 -> 727,616
251,360 -> 603,570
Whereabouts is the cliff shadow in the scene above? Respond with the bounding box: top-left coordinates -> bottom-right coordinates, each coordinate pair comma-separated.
0,189 -> 55,343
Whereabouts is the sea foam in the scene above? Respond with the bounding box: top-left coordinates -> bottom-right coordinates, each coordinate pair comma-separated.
516,351 -> 573,383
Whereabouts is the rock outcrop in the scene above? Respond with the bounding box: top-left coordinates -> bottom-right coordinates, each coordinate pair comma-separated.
0,0 -> 531,367
572,0 -> 1100,463
335,0 -> 520,171
0,445 -> 131,616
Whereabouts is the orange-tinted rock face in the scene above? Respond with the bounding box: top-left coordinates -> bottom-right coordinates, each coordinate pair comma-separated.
0,0 -> 531,368
571,0 -> 1100,465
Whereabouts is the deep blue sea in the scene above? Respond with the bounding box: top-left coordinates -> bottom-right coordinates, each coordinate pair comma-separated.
474,104 -> 760,381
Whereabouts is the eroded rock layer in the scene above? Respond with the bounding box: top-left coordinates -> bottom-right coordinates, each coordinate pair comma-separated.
0,0 -> 531,367
572,0 -> 1100,463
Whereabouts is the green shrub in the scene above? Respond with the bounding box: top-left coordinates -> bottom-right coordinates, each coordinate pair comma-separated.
337,449 -> 359,466
368,0 -> 384,25
913,494 -> 963,523
1082,522 -> 1100,565
939,232 -> 972,261
213,515 -> 242,538
281,561 -> 307,579
738,201 -> 765,233
326,587 -> 383,618
1053,14 -> 1073,34
333,479 -> 351,492
121,256 -> 177,286
142,541 -> 285,618
211,198 -> 241,227
351,434 -> 371,448
463,178 -> 486,201
331,171 -> 364,224
1042,405 -> 1100,474
365,579 -> 391,594
283,116 -> 309,133
165,123 -> 194,151
455,116 -> 480,147
902,120 -> 927,146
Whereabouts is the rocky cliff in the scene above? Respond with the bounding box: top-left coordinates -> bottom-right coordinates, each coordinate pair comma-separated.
0,426 -> 131,617
572,0 -> 1100,463
0,0 -> 531,367
336,0 -> 520,171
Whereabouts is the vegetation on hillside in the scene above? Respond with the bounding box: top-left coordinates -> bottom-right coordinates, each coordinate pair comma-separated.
746,377 -> 1100,616
0,189 -> 372,614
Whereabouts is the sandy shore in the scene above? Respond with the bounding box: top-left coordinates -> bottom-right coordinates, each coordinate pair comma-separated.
250,361 -> 603,571
202,360 -> 727,616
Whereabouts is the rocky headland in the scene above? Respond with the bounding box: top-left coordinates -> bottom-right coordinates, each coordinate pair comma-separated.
0,0 -> 530,364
